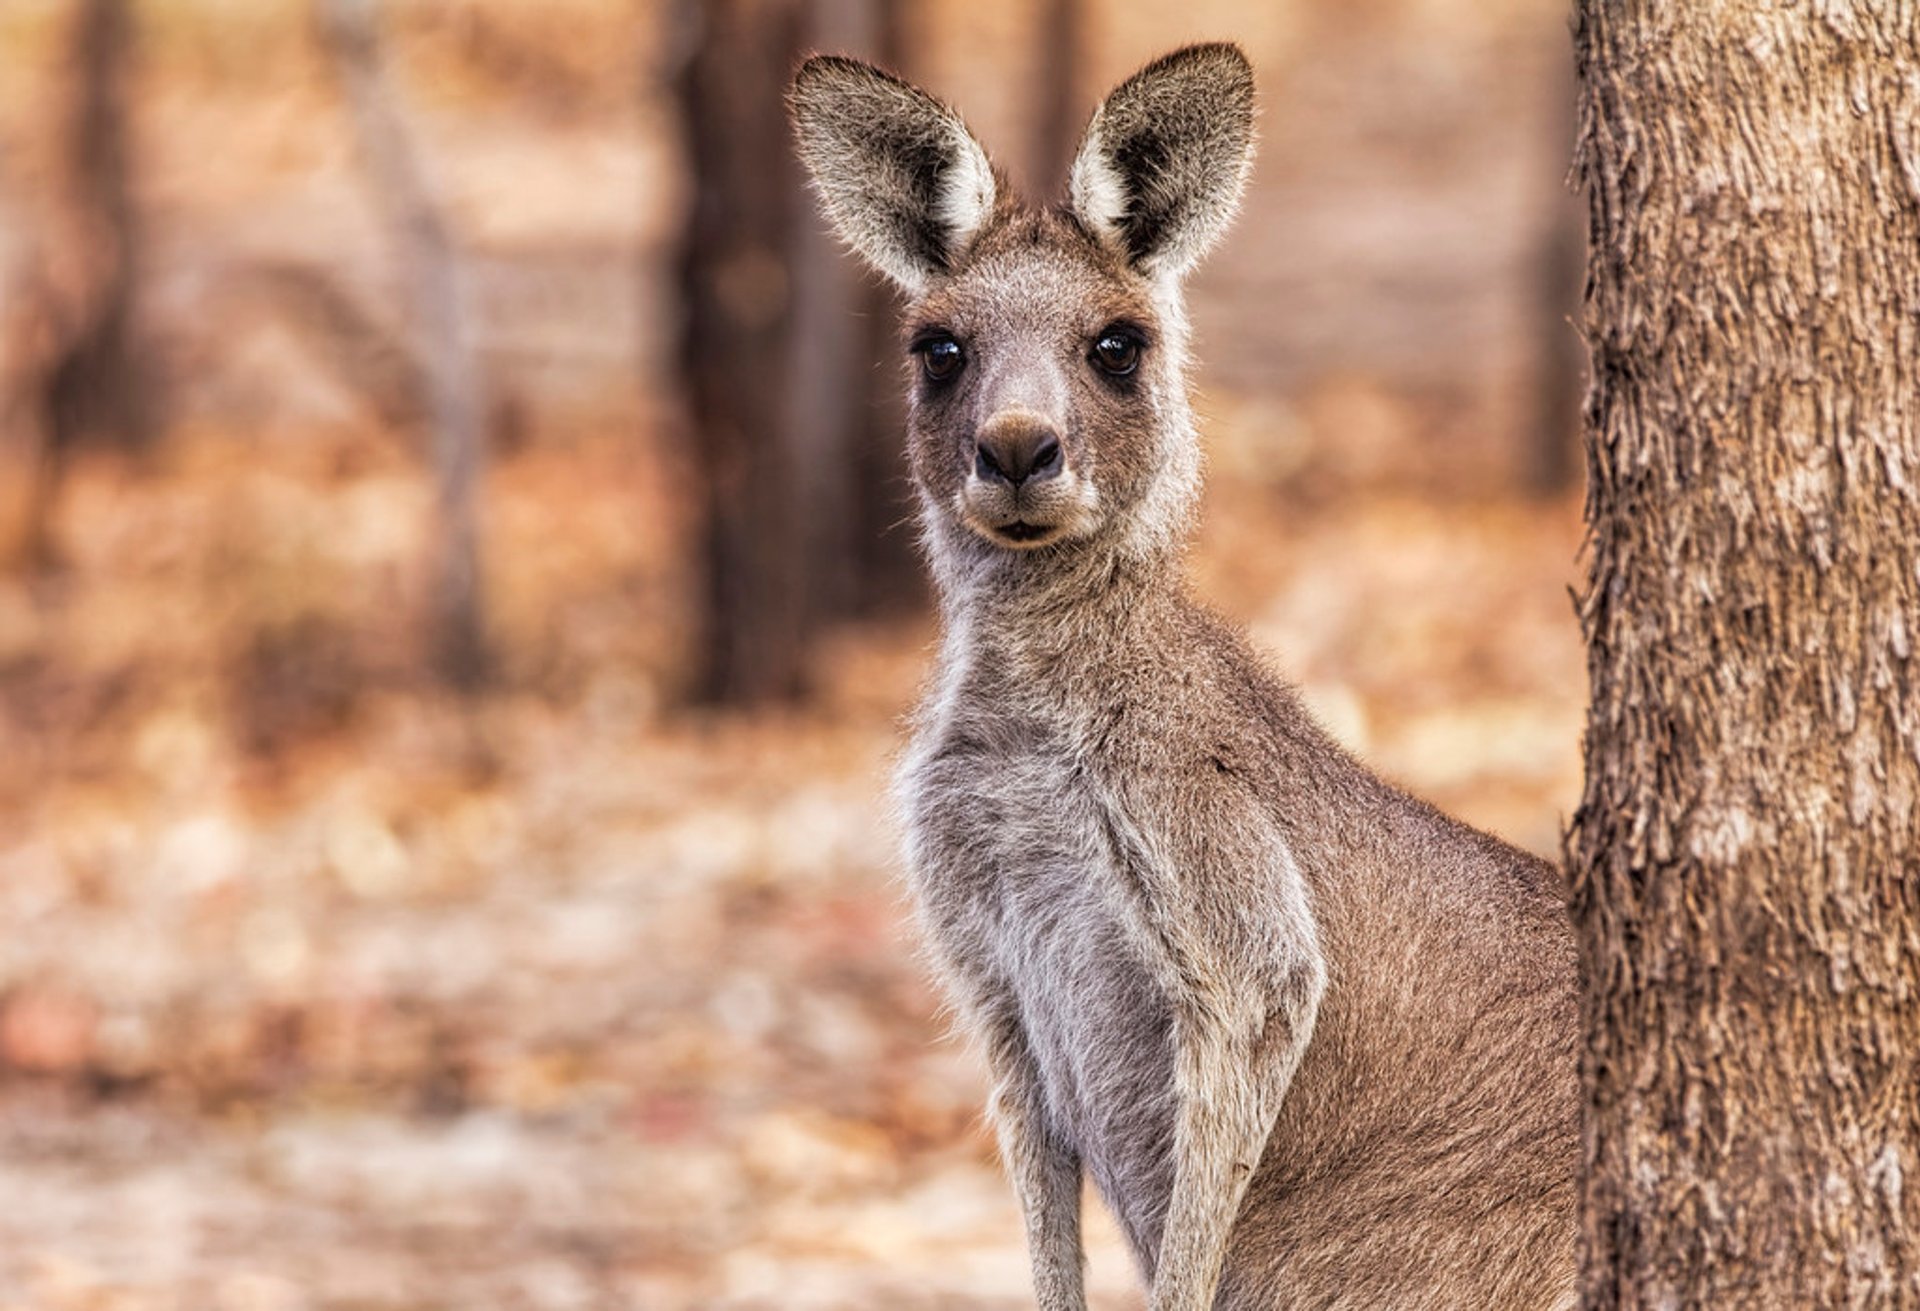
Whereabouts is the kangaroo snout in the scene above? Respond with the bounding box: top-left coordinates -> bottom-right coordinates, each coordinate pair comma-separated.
974,415 -> 1064,489
960,408 -> 1094,548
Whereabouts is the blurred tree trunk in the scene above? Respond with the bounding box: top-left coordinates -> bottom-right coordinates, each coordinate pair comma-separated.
674,0 -> 929,705
47,0 -> 147,454
320,0 -> 488,691
1569,2 -> 1920,1306
673,0 -> 809,704
1526,72 -> 1583,498
786,0 -> 918,624
1035,0 -> 1081,193
838,1 -> 920,618
25,0 -> 148,566
1525,204 -> 1583,496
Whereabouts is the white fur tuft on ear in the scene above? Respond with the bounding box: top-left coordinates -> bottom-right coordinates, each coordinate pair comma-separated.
1067,43 -> 1256,279
933,123 -> 996,256
790,56 -> 998,295
1067,110 -> 1130,250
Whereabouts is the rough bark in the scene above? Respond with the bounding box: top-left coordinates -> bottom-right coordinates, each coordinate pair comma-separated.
320,0 -> 488,690
1569,2 -> 1920,1306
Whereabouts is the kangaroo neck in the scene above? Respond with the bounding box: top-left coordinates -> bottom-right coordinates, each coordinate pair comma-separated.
932,525 -> 1186,682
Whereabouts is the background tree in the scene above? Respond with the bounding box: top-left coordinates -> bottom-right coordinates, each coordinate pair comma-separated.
1034,0 -> 1082,191
320,0 -> 489,690
1526,81 -> 1583,498
24,0 -> 148,566
46,0 -> 146,455
1569,2 -> 1920,1304
782,0 -> 918,626
672,0 -> 808,705
673,0 -> 916,706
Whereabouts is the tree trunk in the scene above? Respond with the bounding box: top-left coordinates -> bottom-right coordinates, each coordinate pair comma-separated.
19,0 -> 149,568
838,0 -> 921,619
1526,68 -> 1583,499
1034,0 -> 1082,194
320,0 -> 488,691
1525,200 -> 1583,497
783,0 -> 918,624
673,0 -> 933,706
673,0 -> 810,704
45,0 -> 149,458
1569,2 -> 1920,1306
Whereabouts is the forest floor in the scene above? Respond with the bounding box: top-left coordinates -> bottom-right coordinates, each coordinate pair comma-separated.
0,424 -> 1586,1310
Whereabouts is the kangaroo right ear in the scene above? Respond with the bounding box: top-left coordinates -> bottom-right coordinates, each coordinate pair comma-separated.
789,56 -> 998,296
1068,43 -> 1255,280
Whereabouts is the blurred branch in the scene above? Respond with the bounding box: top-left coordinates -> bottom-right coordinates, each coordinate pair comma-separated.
319,0 -> 489,690
231,261 -> 427,433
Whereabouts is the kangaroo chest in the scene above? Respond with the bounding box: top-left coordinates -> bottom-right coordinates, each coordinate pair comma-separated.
902,721 -> 1179,1259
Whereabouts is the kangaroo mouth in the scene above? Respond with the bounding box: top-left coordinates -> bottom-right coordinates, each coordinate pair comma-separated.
965,515 -> 1067,551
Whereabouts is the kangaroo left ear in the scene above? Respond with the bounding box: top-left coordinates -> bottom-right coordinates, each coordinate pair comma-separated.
1068,43 -> 1255,280
790,55 -> 999,296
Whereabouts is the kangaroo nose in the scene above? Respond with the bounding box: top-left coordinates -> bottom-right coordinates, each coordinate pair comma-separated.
974,422 -> 1064,488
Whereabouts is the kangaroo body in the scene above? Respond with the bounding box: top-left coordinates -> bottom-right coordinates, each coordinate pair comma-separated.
793,45 -> 1578,1310
904,558 -> 1576,1307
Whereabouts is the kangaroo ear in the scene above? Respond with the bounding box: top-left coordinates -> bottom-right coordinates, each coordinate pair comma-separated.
789,55 -> 998,296
1068,43 -> 1255,279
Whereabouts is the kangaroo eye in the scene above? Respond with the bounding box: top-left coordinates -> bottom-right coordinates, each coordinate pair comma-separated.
915,335 -> 965,382
1091,328 -> 1143,377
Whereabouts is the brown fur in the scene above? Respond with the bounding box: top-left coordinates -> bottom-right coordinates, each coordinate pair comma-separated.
791,44 -> 1578,1310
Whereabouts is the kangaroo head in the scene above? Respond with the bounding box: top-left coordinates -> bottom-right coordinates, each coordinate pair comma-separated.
790,45 -> 1254,567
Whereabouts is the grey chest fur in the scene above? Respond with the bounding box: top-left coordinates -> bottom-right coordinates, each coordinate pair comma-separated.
900,725 -> 1180,1262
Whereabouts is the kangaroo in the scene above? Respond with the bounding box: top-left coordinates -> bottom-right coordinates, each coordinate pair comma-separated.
790,44 -> 1578,1310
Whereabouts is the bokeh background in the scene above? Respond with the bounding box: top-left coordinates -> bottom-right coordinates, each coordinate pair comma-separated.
0,1 -> 1586,1307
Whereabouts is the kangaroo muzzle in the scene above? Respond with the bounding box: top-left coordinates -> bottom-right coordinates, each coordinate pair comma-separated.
962,409 -> 1093,549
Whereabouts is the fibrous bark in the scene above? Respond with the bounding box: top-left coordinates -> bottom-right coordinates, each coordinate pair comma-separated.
1570,1 -> 1920,1306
